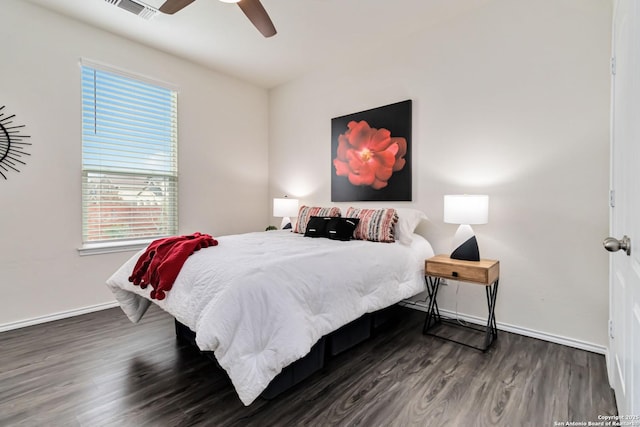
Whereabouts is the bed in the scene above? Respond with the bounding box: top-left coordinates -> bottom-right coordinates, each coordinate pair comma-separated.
106,209 -> 433,406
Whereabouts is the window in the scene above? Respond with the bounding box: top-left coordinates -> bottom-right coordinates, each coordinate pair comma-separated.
81,63 -> 178,247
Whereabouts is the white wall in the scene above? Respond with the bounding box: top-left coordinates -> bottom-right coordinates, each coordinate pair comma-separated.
0,1 -> 268,326
269,0 -> 612,347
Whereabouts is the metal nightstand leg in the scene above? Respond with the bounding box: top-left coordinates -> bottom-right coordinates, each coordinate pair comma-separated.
422,276 -> 441,334
483,279 -> 499,350
423,278 -> 500,352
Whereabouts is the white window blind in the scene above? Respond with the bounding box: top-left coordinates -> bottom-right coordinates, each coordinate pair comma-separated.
81,65 -> 178,244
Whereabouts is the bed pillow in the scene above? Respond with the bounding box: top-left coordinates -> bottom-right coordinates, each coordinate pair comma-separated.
345,207 -> 398,243
395,208 -> 428,245
326,217 -> 360,241
294,206 -> 341,234
304,216 -> 333,238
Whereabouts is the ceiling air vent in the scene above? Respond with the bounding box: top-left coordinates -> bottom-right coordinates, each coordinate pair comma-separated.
105,0 -> 158,20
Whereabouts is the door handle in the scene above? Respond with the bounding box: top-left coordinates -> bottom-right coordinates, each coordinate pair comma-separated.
603,235 -> 631,255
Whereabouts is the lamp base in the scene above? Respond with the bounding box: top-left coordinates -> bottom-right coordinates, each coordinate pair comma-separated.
280,216 -> 292,230
450,224 -> 480,261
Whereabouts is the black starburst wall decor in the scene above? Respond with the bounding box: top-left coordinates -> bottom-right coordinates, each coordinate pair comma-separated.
0,105 -> 31,180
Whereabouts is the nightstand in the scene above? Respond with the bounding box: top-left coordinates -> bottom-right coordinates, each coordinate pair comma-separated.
423,254 -> 500,351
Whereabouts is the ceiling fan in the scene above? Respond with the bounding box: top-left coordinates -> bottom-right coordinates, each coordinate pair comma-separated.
158,0 -> 277,38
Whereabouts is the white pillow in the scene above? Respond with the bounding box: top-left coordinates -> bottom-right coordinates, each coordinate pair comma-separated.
395,208 -> 428,245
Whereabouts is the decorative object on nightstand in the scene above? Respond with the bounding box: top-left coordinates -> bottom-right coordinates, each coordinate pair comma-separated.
273,196 -> 299,229
444,194 -> 489,261
423,254 -> 500,351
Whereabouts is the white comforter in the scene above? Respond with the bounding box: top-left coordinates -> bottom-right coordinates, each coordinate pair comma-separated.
106,231 -> 433,405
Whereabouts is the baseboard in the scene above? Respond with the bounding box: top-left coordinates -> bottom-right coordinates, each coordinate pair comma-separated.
399,300 -> 607,355
0,301 -> 120,333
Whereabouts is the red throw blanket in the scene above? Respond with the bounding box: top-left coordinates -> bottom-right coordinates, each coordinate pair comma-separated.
128,232 -> 218,300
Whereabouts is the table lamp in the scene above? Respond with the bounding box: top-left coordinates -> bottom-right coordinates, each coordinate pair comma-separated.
444,194 -> 489,261
273,197 -> 299,229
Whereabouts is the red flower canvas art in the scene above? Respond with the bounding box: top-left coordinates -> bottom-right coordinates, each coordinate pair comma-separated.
333,120 -> 407,190
331,100 -> 412,201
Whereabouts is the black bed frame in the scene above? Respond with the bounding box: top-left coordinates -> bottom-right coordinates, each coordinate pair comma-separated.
174,304 -> 404,400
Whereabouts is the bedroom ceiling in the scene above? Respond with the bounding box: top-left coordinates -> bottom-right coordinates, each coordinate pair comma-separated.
25,0 -> 491,88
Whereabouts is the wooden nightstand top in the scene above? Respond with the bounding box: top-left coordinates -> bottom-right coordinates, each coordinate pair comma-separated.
425,254 -> 499,286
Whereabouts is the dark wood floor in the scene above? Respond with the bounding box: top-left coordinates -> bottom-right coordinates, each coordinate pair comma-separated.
0,305 -> 617,426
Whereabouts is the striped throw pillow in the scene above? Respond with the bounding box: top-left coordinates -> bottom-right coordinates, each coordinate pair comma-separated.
346,207 -> 398,243
293,206 -> 341,234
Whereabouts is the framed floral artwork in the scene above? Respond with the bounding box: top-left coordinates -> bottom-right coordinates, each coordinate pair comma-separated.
331,100 -> 412,201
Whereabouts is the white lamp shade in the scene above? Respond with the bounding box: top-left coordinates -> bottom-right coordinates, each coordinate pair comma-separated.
444,195 -> 489,225
273,198 -> 299,218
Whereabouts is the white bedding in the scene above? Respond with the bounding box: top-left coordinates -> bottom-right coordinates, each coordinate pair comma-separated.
106,230 -> 434,405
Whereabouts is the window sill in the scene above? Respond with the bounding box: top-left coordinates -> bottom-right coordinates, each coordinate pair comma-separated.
77,239 -> 152,256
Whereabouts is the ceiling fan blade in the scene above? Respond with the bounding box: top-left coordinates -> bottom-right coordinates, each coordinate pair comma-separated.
237,0 -> 277,38
159,0 -> 195,14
